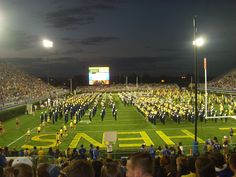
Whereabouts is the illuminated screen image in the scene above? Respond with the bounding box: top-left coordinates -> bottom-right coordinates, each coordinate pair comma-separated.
89,67 -> 110,85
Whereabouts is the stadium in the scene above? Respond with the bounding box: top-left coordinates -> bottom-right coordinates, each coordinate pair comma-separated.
0,1 -> 236,177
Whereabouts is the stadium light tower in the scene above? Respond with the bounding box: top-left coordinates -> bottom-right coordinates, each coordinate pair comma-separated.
42,39 -> 53,84
192,16 -> 205,156
0,13 -> 4,34
0,14 -> 3,26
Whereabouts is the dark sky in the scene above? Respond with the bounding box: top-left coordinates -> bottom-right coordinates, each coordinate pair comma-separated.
0,0 -> 236,77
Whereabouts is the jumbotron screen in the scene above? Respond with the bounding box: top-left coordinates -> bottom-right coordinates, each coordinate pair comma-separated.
89,67 -> 110,85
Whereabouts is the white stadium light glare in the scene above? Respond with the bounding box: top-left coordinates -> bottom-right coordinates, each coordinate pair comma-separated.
42,39 -> 53,48
193,37 -> 205,47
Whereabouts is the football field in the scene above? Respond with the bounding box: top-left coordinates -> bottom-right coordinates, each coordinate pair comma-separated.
1,94 -> 236,153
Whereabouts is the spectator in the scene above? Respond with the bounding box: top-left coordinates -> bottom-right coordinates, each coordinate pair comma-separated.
79,144 -> 86,159
47,147 -> 54,157
37,163 -> 60,177
30,146 -> 38,156
0,62 -> 63,109
71,148 -> 78,160
0,148 -> 6,167
208,152 -> 233,177
161,145 -> 171,156
38,147 -> 45,161
140,144 -> 147,152
181,157 -> 197,177
176,156 -> 188,177
0,166 -> 3,177
93,146 -> 100,160
178,142 -> 184,155
195,156 -> 216,177
7,159 -> 14,167
101,160 -> 121,177
126,152 -> 154,177
208,69 -> 236,90
89,144 -> 94,159
92,160 -> 103,177
11,148 -> 19,157
120,157 -> 127,177
229,153 -> 236,177
166,157 -> 177,177
154,157 -> 167,177
148,145 -> 155,158
67,160 -> 95,177
5,163 -> 33,177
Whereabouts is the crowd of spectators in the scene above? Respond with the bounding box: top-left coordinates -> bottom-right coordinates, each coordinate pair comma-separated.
0,62 -> 63,106
1,139 -> 236,177
208,69 -> 236,90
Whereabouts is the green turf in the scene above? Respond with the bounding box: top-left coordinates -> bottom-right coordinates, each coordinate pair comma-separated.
1,94 -> 236,154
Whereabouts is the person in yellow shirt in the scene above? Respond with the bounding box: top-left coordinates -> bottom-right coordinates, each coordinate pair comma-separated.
73,119 -> 77,130
47,117 -> 50,124
63,124 -> 67,136
42,121 -> 45,127
25,128 -> 31,142
59,127 -> 63,139
37,126 -> 41,134
37,147 -> 45,161
55,132 -> 60,145
70,121 -> 73,130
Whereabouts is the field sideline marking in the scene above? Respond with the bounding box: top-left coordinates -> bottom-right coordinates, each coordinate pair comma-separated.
29,128 -> 157,134
7,127 -> 37,147
29,125 -> 236,134
77,123 -> 146,127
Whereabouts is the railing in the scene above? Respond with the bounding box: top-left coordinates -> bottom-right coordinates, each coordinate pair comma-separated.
0,90 -> 69,111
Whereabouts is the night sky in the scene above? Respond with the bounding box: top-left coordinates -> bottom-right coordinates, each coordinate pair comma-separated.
0,0 -> 236,78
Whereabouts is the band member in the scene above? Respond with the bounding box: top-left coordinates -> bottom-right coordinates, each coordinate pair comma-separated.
113,109 -> 118,120
16,118 -> 20,129
59,127 -> 64,139
63,124 -> 67,136
0,121 -> 4,135
230,128 -> 234,143
73,119 -> 77,129
55,132 -> 60,147
70,120 -> 73,130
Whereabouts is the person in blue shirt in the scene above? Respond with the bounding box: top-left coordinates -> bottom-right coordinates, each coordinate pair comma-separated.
148,145 -> 155,158
89,144 -> 94,159
79,144 -> 86,159
161,144 -> 171,156
0,149 -> 6,167
93,146 -> 100,160
209,152 -> 233,177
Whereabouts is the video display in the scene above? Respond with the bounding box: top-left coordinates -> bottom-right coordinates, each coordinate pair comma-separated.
89,67 -> 109,85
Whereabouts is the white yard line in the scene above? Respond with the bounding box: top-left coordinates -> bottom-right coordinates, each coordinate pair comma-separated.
7,127 -> 37,147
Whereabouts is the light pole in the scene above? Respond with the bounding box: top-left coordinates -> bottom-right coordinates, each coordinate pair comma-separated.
42,39 -> 53,85
69,78 -> 73,93
192,16 -> 205,155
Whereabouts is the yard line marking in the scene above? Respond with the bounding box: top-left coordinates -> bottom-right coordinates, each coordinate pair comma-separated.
7,127 -> 37,147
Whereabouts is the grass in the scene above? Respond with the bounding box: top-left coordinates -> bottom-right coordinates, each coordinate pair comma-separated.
1,93 -> 236,155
